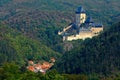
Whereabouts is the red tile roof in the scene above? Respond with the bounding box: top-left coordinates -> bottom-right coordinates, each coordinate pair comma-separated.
27,66 -> 35,72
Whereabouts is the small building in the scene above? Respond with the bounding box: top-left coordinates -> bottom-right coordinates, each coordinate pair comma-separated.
27,66 -> 35,72
28,60 -> 34,65
50,57 -> 56,63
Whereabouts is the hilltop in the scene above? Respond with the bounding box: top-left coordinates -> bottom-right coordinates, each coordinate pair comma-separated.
0,0 -> 120,68
0,0 -> 120,79
0,21 -> 120,80
0,0 -> 120,54
56,21 -> 120,75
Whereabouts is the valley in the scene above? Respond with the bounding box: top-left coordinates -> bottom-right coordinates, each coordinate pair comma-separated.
0,0 -> 120,80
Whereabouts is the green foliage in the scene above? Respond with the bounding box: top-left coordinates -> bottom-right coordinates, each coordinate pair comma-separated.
0,0 -> 12,6
56,22 -> 120,75
63,74 -> 88,80
0,0 -> 120,53
45,70 -> 65,80
0,62 -> 120,80
0,62 -> 21,80
0,24 -> 60,65
0,0 -> 120,79
0,63 -> 65,80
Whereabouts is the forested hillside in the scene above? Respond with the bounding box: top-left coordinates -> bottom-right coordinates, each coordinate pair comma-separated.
56,21 -> 120,75
0,23 -> 60,65
0,0 -> 120,79
0,22 -> 120,80
0,0 -> 120,53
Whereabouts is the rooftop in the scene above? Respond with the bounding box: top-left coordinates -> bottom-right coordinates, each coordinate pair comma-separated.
85,17 -> 94,23
75,6 -> 85,14
91,23 -> 103,27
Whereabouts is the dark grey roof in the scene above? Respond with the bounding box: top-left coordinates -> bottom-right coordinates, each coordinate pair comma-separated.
71,23 -> 77,29
91,23 -> 103,27
75,6 -> 85,14
85,17 -> 94,23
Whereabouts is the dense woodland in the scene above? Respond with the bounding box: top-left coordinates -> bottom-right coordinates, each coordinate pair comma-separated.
0,23 -> 60,66
56,22 -> 120,75
0,62 -> 120,80
0,20 -> 120,80
0,0 -> 120,80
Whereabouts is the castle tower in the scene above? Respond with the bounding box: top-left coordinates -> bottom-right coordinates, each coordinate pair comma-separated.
75,6 -> 86,27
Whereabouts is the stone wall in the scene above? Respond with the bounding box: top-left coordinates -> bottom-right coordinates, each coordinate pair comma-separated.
66,27 -> 103,41
91,27 -> 103,34
67,31 -> 93,41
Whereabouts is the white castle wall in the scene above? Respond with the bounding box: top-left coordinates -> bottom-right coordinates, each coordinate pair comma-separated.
91,27 -> 103,34
67,31 -> 94,41
65,27 -> 103,41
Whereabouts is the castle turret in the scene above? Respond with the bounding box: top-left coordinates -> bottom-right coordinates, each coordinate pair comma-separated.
75,6 -> 86,27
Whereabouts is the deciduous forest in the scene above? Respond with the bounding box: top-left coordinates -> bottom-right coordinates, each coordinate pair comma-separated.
0,0 -> 120,80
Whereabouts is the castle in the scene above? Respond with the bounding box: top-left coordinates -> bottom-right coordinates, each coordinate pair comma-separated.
58,6 -> 103,41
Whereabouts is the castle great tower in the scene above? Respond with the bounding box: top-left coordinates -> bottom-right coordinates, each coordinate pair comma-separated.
75,6 -> 86,27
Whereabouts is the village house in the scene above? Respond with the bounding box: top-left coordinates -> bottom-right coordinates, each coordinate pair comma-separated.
27,58 -> 55,74
50,57 -> 56,63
